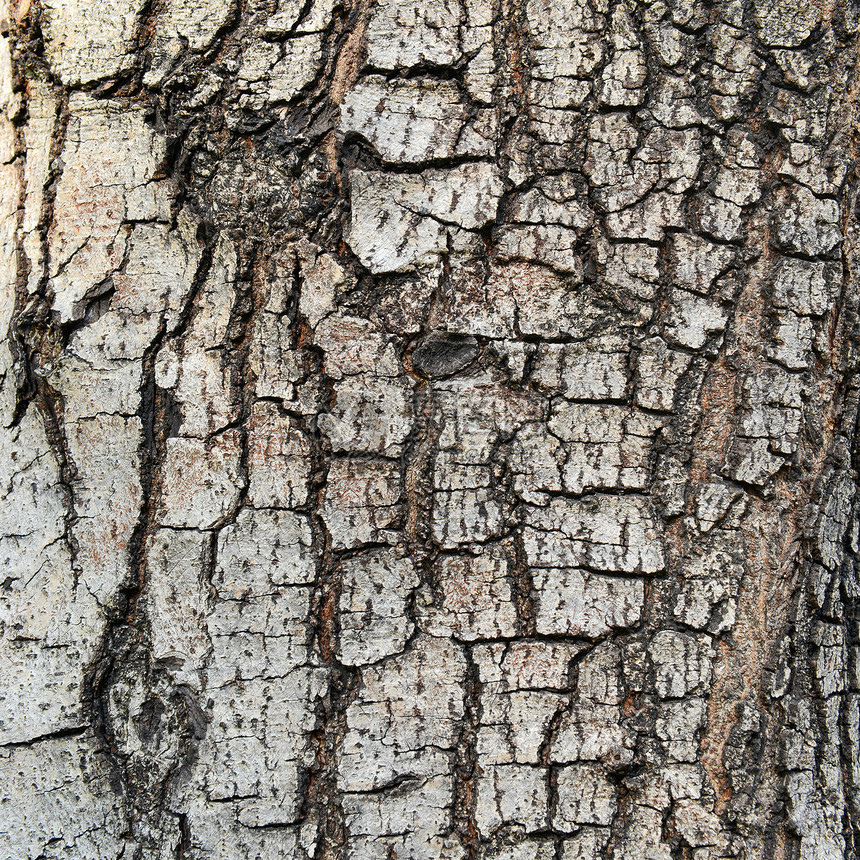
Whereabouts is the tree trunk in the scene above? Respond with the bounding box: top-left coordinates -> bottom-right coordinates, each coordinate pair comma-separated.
2,0 -> 859,857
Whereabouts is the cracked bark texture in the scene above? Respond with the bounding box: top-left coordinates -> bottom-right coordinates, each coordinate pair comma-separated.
1,0 -> 860,858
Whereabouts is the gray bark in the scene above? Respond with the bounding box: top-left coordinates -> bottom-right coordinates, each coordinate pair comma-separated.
1,0 -> 859,858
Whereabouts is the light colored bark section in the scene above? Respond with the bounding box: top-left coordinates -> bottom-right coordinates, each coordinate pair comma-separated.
2,0 -> 859,859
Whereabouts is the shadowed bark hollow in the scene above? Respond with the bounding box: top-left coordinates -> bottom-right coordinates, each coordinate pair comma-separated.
1,0 -> 860,858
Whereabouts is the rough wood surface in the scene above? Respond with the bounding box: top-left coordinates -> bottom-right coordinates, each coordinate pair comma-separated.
1,0 -> 859,858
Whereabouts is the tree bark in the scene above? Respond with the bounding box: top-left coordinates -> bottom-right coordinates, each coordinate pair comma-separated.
1,0 -> 859,858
